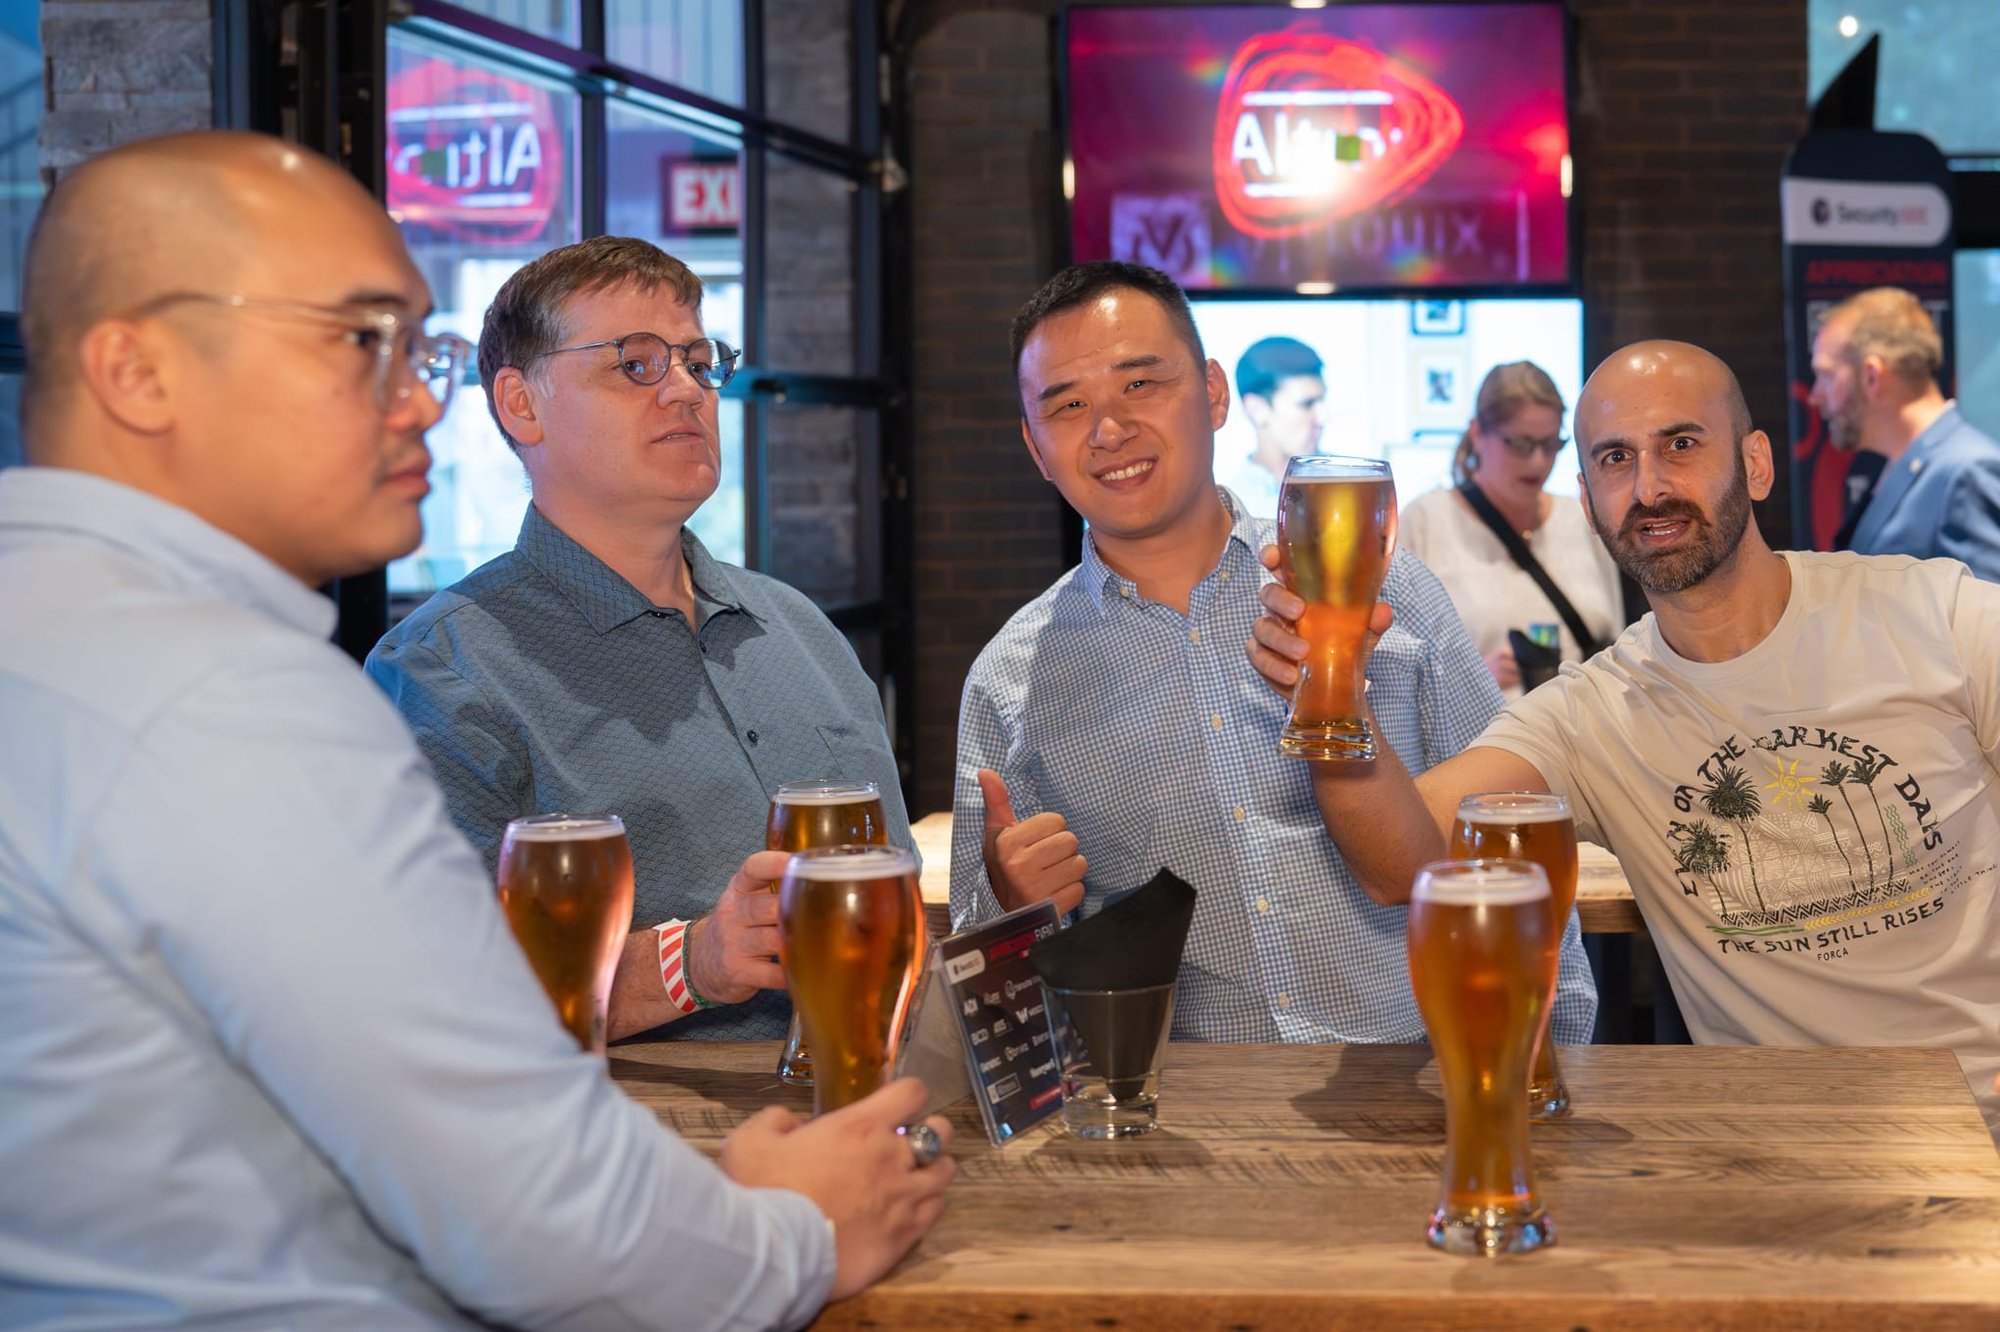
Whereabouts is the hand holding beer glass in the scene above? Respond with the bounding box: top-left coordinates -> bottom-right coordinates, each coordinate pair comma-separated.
777,845 -> 927,1116
496,814 -> 636,1055
1275,456 -> 1397,761
1408,858 -> 1559,1256
767,781 -> 891,1085
1450,793 -> 1577,1119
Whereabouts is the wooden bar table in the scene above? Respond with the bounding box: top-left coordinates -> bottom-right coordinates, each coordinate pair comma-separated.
611,1041 -> 2000,1330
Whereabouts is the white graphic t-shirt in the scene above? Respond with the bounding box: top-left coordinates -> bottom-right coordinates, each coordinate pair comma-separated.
1479,550 -> 2000,1139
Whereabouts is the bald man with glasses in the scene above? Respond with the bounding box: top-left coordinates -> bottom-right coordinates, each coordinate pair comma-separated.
0,131 -> 951,1331
367,236 -> 910,1044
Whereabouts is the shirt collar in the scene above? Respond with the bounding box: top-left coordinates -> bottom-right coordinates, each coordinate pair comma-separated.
515,503 -> 753,636
1072,486 -> 1261,616
1908,401 -> 1963,458
0,467 -> 336,637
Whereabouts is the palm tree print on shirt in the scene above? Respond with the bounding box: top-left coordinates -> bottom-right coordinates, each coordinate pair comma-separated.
1847,755 -> 1897,888
1806,793 -> 1860,894
1700,763 -> 1766,914
1819,761 -> 1876,890
1670,819 -> 1733,916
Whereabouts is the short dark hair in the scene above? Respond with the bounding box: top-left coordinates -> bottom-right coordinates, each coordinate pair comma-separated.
478,236 -> 705,449
1235,337 -> 1323,402
1008,261 -> 1205,376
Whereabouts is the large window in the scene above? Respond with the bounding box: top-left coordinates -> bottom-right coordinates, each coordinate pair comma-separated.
0,3 -> 41,470
1808,1 -> 2000,438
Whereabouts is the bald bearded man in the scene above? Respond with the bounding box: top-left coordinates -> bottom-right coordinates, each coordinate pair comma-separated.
0,131 -> 951,1329
1249,340 -> 2000,1144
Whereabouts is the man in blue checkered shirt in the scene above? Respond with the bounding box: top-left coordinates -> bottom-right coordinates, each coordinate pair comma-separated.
949,262 -> 1597,1045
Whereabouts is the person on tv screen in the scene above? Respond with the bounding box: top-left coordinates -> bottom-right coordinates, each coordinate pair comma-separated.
1399,360 -> 1624,697
1218,335 -> 1328,516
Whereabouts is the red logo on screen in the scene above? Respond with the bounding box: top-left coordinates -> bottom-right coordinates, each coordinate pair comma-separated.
386,59 -> 562,244
1212,33 -> 1464,240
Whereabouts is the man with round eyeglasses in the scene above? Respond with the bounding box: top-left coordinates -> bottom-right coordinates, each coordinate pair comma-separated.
367,235 -> 910,1044
0,132 -> 951,1330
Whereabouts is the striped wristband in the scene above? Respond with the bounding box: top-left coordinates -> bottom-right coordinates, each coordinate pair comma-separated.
655,919 -> 710,1015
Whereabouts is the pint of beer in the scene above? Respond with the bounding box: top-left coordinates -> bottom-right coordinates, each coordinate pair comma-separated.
1449,793 -> 1577,1119
1407,858 -> 1559,1256
778,845 -> 926,1116
767,780 -> 890,853
767,781 -> 892,1085
1276,456 -> 1397,761
496,814 -> 636,1055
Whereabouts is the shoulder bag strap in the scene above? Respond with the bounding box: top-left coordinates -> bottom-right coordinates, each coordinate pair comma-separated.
1454,481 -> 1607,658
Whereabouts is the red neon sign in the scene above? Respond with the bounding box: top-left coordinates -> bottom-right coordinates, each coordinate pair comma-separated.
386,58 -> 563,244
1211,32 -> 1464,240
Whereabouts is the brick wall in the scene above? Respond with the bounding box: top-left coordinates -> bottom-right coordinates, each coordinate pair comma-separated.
908,7 -> 1067,813
41,0 -> 213,174
905,0 -> 1808,812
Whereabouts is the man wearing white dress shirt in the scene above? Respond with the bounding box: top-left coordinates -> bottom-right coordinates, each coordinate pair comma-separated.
0,130 -> 949,1330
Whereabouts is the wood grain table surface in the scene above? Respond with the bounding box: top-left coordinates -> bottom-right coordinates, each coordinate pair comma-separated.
611,1040 -> 2000,1331
910,810 -> 1649,936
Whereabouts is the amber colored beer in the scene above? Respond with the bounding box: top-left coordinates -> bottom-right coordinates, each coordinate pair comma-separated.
778,845 -> 926,1115
496,814 -> 636,1055
767,782 -> 891,1085
1449,793 -> 1577,1119
766,782 -> 890,853
1407,858 -> 1559,1255
1276,458 -> 1397,761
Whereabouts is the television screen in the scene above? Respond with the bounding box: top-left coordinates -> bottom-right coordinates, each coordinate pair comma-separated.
1066,4 -> 1572,293
1190,296 -> 1584,517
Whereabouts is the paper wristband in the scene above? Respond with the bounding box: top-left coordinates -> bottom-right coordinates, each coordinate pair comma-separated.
655,919 -> 701,1015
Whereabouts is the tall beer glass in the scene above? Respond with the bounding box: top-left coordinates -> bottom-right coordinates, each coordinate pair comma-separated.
777,845 -> 926,1116
497,814 -> 635,1055
1408,858 -> 1559,1256
1450,793 -> 1577,1119
1276,456 -> 1397,761
767,781 -> 891,1085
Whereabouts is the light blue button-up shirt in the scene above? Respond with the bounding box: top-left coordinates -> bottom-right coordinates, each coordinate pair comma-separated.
951,491 -> 1597,1045
0,468 -> 832,1330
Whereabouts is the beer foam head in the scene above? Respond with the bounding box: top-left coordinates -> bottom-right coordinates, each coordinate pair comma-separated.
772,780 -> 881,806
1455,791 -> 1572,824
785,844 -> 916,881
504,814 -> 626,842
1281,454 -> 1391,484
1412,858 -> 1549,905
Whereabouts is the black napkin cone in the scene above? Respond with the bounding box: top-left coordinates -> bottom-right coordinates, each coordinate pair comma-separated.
1028,869 -> 1195,1098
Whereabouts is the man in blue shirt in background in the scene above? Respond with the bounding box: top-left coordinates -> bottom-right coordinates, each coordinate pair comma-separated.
0,130 -> 949,1329
950,262 -> 1596,1045
368,237 -> 908,1041
1812,285 -> 2000,579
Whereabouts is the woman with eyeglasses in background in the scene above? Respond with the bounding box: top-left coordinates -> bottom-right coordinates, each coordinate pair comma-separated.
1400,361 -> 1625,697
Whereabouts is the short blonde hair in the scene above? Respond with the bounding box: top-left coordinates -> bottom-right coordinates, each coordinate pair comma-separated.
1826,286 -> 1943,391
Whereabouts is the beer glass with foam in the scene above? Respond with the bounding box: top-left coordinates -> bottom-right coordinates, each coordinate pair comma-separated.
777,844 -> 926,1116
1449,792 -> 1577,1119
1407,858 -> 1559,1256
1276,456 -> 1397,760
496,814 -> 636,1055
766,780 -> 891,1085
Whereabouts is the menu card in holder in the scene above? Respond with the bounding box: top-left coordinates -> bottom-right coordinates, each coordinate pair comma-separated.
894,900 -> 1064,1144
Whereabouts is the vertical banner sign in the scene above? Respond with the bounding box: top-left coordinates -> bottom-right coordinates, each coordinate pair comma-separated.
1781,129 -> 1955,550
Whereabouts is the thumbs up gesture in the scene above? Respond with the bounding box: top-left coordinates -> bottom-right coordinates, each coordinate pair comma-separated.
977,768 -> 1087,917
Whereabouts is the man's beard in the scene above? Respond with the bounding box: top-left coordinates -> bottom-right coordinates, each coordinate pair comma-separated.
1598,452 -> 1753,594
1825,399 -> 1863,452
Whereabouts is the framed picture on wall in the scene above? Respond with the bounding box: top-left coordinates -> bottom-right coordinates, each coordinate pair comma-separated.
1413,351 -> 1472,425
1410,299 -> 1467,337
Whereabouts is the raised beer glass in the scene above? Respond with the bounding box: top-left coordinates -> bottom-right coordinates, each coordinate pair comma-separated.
1408,858 -> 1559,1256
777,844 -> 926,1116
1276,456 -> 1398,761
766,781 -> 891,1086
1449,793 -> 1577,1119
496,814 -> 636,1056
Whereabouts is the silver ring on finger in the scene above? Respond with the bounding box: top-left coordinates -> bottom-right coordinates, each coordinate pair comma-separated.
900,1122 -> 943,1169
